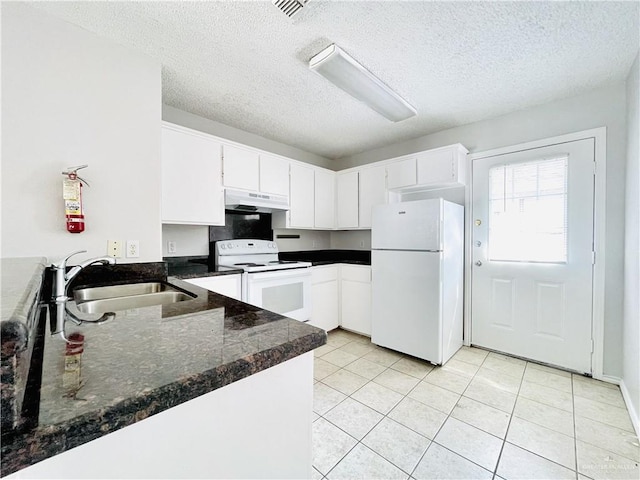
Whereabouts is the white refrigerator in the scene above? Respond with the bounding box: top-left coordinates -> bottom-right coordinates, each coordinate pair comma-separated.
371,198 -> 464,364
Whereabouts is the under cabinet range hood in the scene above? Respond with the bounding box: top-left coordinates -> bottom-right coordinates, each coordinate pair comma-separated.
224,188 -> 289,213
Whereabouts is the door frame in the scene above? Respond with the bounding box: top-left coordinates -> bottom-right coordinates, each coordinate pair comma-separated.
463,127 -> 607,380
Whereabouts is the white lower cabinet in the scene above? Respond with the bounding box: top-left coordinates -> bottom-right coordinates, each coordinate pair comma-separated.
183,274 -> 242,301
309,265 -> 339,331
309,264 -> 371,336
340,264 -> 372,336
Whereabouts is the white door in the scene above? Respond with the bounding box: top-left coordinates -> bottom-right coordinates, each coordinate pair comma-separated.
472,138 -> 595,373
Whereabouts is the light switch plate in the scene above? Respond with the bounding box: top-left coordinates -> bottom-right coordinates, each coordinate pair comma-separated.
107,240 -> 122,258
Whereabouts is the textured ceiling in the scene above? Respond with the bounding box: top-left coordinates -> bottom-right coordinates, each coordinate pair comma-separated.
32,1 -> 639,160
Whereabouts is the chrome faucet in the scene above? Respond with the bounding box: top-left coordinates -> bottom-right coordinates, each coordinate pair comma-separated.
52,250 -> 116,302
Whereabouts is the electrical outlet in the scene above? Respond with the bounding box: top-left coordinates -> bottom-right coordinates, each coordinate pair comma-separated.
312,240 -> 317,248
126,240 -> 140,258
107,240 -> 122,258
167,241 -> 177,254
359,240 -> 365,248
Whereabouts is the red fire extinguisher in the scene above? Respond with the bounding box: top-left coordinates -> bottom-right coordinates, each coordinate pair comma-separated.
62,165 -> 89,234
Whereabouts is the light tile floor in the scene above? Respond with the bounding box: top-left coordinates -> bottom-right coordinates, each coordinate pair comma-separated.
312,329 -> 640,480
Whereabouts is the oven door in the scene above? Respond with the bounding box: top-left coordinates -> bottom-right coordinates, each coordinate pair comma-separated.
244,268 -> 311,322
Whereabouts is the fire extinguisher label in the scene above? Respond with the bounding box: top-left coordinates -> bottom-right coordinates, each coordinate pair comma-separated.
63,179 -> 80,200
65,200 -> 81,215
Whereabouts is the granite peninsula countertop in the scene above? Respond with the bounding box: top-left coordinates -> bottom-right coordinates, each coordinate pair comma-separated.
1,263 -> 325,476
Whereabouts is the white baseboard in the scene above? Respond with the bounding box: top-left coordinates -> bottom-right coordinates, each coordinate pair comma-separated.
620,379 -> 640,437
596,373 -> 621,385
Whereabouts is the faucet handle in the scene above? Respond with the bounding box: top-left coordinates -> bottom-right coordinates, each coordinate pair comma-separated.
53,250 -> 87,268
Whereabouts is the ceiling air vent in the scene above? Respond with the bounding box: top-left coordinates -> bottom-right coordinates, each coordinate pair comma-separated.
272,0 -> 308,18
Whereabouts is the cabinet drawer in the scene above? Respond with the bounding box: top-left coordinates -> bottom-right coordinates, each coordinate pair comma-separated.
312,265 -> 339,284
340,264 -> 371,283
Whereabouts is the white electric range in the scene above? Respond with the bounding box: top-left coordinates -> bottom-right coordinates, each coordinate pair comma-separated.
214,239 -> 312,322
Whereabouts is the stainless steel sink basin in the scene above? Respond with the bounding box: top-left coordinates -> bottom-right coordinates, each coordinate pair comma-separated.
72,282 -> 196,314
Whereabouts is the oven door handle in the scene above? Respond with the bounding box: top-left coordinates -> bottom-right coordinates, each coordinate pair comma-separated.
247,269 -> 311,281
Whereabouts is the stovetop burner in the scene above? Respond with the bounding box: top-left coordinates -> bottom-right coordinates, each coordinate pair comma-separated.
215,239 -> 311,272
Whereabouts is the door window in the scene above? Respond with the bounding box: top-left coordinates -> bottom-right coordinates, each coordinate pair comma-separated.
488,156 -> 568,263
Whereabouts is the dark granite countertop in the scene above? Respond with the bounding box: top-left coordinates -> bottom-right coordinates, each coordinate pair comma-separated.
1,257 -> 47,354
279,249 -> 371,266
1,258 -> 48,438
1,262 -> 325,476
163,255 -> 244,278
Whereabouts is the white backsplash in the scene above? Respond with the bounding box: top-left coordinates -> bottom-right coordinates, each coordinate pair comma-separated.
273,229 -> 331,252
162,224 -> 209,257
330,230 -> 372,250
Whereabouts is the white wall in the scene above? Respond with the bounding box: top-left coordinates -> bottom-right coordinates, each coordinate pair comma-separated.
163,106 -> 332,170
1,4 -> 162,263
623,51 -> 639,432
338,84 -> 628,378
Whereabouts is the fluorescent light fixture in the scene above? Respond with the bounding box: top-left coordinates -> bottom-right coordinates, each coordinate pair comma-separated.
309,44 -> 417,122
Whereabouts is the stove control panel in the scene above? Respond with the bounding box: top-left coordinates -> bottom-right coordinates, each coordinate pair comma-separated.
216,239 -> 279,256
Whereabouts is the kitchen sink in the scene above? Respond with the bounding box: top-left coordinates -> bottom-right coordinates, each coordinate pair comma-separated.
72,282 -> 196,314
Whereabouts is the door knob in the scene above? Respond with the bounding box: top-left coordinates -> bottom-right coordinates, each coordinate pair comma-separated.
475,261 -> 483,266
475,219 -> 482,226
475,241 -> 482,247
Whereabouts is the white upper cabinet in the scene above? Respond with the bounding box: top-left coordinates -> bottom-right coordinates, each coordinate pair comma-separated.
259,154 -> 290,196
161,124 -> 224,226
222,144 -> 260,191
416,144 -> 468,188
289,163 -> 315,228
358,165 -> 387,229
386,157 -> 417,190
336,171 -> 359,229
314,168 -> 336,229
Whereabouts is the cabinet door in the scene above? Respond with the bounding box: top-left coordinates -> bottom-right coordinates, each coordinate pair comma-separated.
336,171 -> 359,229
223,144 -> 260,191
358,165 -> 387,229
340,278 -> 372,336
387,158 -> 417,190
260,154 -> 289,196
161,126 -> 224,226
314,169 -> 335,229
310,280 -> 339,331
416,148 -> 456,186
289,163 -> 315,228
183,275 -> 242,301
